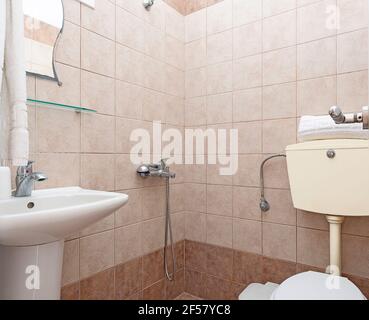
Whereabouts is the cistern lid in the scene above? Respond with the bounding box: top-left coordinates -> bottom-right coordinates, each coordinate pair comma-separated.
271,271 -> 366,300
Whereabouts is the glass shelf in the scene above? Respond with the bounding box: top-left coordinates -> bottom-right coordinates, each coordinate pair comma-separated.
26,98 -> 97,114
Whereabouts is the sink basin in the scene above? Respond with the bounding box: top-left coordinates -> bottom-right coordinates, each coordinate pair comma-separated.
0,187 -> 128,246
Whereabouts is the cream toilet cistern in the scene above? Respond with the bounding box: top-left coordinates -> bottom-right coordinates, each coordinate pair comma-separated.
286,106 -> 369,277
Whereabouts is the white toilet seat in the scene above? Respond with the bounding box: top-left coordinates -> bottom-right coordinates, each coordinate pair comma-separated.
271,271 -> 366,300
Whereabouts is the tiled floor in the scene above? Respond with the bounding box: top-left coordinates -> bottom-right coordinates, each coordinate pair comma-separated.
175,293 -> 202,300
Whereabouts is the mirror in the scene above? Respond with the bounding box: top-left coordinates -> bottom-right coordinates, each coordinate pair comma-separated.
23,0 -> 64,84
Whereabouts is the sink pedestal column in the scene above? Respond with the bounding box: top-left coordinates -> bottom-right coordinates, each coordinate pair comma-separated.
0,240 -> 64,300
326,215 -> 345,276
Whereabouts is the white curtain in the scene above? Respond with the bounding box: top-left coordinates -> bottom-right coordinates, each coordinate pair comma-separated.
0,0 -> 29,166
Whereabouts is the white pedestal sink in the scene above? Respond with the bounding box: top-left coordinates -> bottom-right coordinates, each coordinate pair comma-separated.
0,187 -> 128,300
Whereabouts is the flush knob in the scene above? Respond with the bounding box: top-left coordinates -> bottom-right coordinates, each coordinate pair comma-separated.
327,150 -> 336,159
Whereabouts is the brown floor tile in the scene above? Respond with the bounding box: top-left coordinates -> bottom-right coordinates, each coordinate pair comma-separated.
185,240 -> 207,273
115,257 -> 142,300
61,282 -> 80,300
143,279 -> 166,300
207,244 -> 234,280
185,269 -> 207,298
175,293 -> 202,300
80,268 -> 115,300
143,249 -> 165,288
205,275 -> 244,300
262,257 -> 297,284
166,269 -> 185,300
233,250 -> 264,285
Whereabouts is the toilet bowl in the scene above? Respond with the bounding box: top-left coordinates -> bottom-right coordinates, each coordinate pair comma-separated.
239,271 -> 366,300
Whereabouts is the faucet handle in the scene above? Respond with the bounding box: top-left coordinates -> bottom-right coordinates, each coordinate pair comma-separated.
17,160 -> 34,175
160,158 -> 170,168
329,106 -> 345,124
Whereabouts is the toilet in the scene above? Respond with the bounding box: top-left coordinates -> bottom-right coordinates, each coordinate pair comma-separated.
239,271 -> 366,300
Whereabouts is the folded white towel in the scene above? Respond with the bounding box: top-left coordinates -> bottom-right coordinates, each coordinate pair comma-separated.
298,115 -> 369,142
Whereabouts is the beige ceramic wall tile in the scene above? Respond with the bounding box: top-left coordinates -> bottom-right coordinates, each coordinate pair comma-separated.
186,68 -> 207,98
185,9 -> 207,42
263,46 -> 296,85
207,30 -> 233,65
63,0 -> 81,25
81,114 -> 115,153
234,121 -> 262,154
233,218 -> 262,254
297,210 -> 329,231
36,108 -> 81,153
115,189 -> 143,227
207,0 -> 232,35
116,7 -> 145,52
233,0 -> 261,27
338,0 -> 368,34
81,0 -> 116,40
206,93 -> 232,124
62,239 -> 79,286
115,223 -> 142,264
263,222 -> 297,262
263,10 -> 296,52
207,61 -> 233,94
342,235 -> 369,278
337,28 -> 368,74
233,186 -> 261,221
233,88 -> 262,122
297,0 -> 337,43
297,227 -> 330,269
297,37 -> 336,80
116,80 -> 143,119
142,217 -> 165,254
56,21 -> 81,68
36,62 -> 80,106
36,153 -> 80,189
186,38 -> 207,70
206,184 -> 233,216
81,70 -> 115,115
263,0 -> 297,17
81,29 -> 115,77
337,71 -> 368,112
79,230 -> 114,279
263,118 -> 297,154
233,55 -> 262,90
263,82 -> 297,119
233,154 -> 262,187
297,75 -> 337,116
116,44 -> 144,85
81,154 -> 115,191
262,189 -> 297,226
80,214 -> 115,237
233,21 -> 262,59
185,211 -> 207,242
206,215 -> 233,248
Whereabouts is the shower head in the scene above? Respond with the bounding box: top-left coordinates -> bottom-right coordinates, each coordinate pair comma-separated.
143,0 -> 155,9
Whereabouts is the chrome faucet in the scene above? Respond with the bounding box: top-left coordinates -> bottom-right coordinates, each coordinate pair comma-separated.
14,161 -> 48,197
137,159 -> 176,179
329,106 -> 369,129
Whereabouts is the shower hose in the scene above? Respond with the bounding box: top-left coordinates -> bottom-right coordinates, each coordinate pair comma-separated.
164,176 -> 176,281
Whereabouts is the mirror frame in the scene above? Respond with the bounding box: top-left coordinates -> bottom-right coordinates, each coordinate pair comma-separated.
25,0 -> 64,86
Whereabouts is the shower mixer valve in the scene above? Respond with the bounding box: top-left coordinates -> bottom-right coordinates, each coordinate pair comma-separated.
137,159 -> 176,179
329,106 -> 369,130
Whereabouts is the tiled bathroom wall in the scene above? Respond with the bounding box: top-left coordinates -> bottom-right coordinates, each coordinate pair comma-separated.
184,0 -> 369,298
25,0 -> 186,299
23,0 -> 369,300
